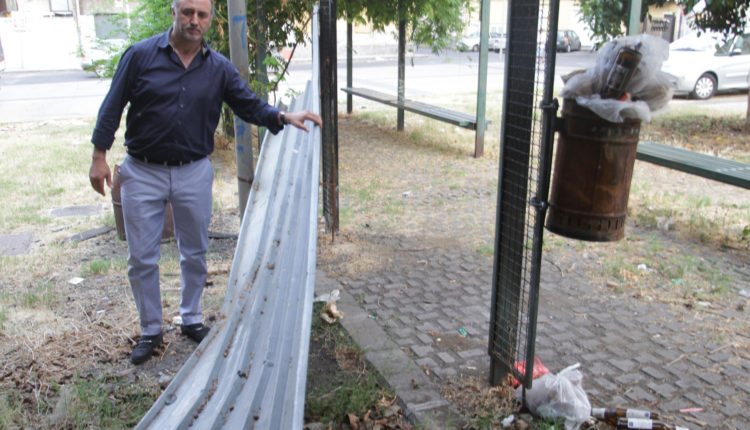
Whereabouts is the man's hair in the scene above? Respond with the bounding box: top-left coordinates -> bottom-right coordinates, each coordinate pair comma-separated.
173,0 -> 215,17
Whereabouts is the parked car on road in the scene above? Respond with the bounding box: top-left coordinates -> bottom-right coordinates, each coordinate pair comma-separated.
661,31 -> 750,99
491,32 -> 507,53
556,29 -> 581,52
457,31 -> 506,53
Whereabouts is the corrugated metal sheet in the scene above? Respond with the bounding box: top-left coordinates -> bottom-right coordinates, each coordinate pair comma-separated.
136,55 -> 321,430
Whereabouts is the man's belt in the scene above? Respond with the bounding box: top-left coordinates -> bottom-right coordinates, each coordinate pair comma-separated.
128,152 -> 206,167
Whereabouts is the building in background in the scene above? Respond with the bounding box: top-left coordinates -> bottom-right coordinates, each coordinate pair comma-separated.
0,0 -> 132,71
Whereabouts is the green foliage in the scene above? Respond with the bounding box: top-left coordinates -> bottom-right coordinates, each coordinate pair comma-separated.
679,0 -> 750,37
575,0 -> 666,39
340,0 -> 472,53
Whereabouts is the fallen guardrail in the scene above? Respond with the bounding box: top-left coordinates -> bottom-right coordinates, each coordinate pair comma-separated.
135,76 -> 321,429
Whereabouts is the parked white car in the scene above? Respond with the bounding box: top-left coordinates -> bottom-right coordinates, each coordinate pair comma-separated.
457,31 -> 506,53
661,31 -> 750,99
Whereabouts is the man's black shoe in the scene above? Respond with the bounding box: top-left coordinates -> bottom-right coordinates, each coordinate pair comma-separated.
130,333 -> 163,365
181,323 -> 210,343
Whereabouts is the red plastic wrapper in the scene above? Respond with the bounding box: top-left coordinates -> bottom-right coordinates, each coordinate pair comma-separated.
511,356 -> 549,387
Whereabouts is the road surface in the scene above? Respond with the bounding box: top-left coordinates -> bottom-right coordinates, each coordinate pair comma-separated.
0,50 -> 745,123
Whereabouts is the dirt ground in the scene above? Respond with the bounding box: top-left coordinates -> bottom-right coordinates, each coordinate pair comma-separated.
0,112 -> 748,428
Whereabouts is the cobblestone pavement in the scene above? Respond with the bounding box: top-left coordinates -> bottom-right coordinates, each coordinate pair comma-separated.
315,116 -> 749,429
319,233 -> 750,429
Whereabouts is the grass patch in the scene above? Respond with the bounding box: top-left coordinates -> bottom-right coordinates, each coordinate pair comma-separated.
84,260 -> 111,276
20,279 -> 58,309
305,302 -> 396,427
47,374 -> 159,429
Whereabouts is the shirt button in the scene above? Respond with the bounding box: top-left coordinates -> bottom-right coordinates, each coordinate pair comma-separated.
181,86 -> 186,91
180,104 -> 184,108
177,121 -> 182,125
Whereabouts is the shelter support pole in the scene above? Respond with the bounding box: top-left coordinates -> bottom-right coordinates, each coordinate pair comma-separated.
255,0 -> 269,143
228,0 -> 253,219
347,21 -> 353,114
628,0 -> 642,35
474,0 -> 490,158
397,14 -> 406,132
320,0 -> 339,233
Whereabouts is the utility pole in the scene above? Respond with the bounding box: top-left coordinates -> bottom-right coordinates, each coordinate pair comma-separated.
227,0 -> 254,218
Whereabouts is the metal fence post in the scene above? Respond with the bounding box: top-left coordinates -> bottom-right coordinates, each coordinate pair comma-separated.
347,20 -> 353,114
228,0 -> 253,219
628,0 -> 643,35
474,0 -> 490,158
319,0 -> 339,233
397,12 -> 406,132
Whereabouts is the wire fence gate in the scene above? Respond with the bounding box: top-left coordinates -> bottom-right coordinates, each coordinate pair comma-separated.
489,0 -> 560,389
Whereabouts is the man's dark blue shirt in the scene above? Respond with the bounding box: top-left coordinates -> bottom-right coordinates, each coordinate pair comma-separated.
91,30 -> 282,162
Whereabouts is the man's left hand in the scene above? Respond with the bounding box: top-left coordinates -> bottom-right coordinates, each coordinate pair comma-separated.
285,110 -> 323,132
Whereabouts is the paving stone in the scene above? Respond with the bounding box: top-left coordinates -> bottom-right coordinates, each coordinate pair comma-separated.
0,232 -> 34,256
732,380 -> 750,395
687,355 -> 712,368
415,357 -> 437,369
681,391 -> 706,406
394,336 -> 415,348
646,382 -> 675,398
624,386 -> 656,402
689,411 -> 723,428
592,376 -> 619,392
588,362 -> 614,377
432,367 -> 456,380
704,389 -> 723,401
696,371 -> 722,385
708,352 -> 732,363
615,372 -> 644,386
410,345 -> 433,358
714,385 -> 737,397
416,333 -> 434,345
610,359 -> 637,372
416,322 -> 439,333
437,352 -> 455,364
721,365 -> 745,378
654,348 -> 682,362
633,352 -> 659,365
457,349 -> 483,360
675,377 -> 700,389
641,366 -> 666,380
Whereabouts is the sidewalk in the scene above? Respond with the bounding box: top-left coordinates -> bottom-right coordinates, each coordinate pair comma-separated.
315,116 -> 750,429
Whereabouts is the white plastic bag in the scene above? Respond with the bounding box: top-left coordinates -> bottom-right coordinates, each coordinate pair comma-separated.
560,34 -> 674,123
515,363 -> 591,430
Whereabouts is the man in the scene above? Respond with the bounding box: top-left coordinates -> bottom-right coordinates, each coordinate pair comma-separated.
89,0 -> 322,365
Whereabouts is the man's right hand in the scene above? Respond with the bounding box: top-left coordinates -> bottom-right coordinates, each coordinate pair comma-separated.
89,147 -> 112,197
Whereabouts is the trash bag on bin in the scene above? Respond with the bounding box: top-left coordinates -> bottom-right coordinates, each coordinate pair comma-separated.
515,363 -> 591,430
560,34 -> 673,123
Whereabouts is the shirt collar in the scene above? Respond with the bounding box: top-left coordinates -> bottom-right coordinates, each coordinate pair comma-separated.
161,28 -> 211,57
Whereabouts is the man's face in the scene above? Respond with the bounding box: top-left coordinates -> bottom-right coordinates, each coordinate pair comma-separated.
172,0 -> 212,44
